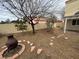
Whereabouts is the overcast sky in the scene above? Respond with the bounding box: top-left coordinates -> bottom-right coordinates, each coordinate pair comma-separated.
0,0 -> 66,21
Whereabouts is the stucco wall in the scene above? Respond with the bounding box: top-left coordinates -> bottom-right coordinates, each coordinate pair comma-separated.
0,22 -> 64,34
65,0 -> 79,16
54,22 -> 64,29
0,23 -> 47,34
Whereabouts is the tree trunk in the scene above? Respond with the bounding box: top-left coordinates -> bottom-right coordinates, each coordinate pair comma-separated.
30,20 -> 35,34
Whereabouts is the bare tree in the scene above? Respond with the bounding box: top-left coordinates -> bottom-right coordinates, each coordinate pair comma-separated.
0,0 -> 61,34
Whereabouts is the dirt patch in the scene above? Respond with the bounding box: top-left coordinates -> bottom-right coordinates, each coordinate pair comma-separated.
0,29 -> 79,59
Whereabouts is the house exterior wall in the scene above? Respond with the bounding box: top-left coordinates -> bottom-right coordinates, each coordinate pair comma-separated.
65,0 -> 79,16
67,20 -> 79,31
65,0 -> 79,31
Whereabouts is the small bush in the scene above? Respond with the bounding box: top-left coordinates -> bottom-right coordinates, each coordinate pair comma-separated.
15,19 -> 27,32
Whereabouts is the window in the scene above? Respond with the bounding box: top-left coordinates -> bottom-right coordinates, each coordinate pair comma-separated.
72,19 -> 79,25
77,20 -> 79,25
72,19 -> 76,25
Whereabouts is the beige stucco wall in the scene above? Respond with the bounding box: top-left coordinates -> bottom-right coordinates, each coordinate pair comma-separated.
0,23 -> 48,34
0,22 -> 64,34
65,0 -> 79,16
67,20 -> 79,31
54,22 -> 64,28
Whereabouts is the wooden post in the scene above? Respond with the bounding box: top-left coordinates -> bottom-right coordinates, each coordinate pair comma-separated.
64,18 -> 67,33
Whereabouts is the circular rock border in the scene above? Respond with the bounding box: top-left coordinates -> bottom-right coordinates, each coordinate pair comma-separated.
0,43 -> 25,59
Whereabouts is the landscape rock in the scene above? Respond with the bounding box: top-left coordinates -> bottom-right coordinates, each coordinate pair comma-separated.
26,41 -> 30,44
49,42 -> 53,46
1,46 -> 6,49
30,46 -> 36,52
37,48 -> 43,55
30,43 -> 33,46
65,37 -> 68,39
23,40 -> 26,42
51,36 -> 55,39
18,40 -> 22,43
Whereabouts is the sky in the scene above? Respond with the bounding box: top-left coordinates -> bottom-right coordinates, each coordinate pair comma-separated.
0,0 -> 66,21
0,3 -> 17,21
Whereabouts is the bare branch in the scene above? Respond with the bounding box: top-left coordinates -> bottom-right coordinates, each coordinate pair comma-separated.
0,1 -> 19,18
1,0 -> 64,21
6,1 -> 24,16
